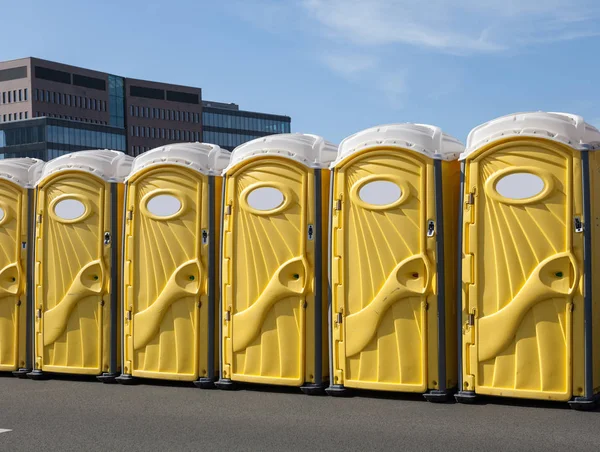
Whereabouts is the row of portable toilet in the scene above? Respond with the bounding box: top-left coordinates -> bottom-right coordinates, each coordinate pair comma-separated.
1,111 -> 600,409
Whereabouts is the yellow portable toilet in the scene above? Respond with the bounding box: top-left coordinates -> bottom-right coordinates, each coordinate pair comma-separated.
326,124 -> 463,401
455,112 -> 600,410
117,143 -> 230,387
28,150 -> 132,381
0,158 -> 44,377
217,133 -> 337,394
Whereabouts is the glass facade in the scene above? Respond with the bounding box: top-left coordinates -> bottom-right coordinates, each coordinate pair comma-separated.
47,124 -> 125,151
0,125 -> 45,147
202,107 -> 291,151
203,131 -> 266,150
202,112 -> 290,133
108,75 -> 125,128
0,118 -> 127,160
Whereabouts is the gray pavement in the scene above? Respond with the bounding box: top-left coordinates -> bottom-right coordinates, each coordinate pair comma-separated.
0,376 -> 598,451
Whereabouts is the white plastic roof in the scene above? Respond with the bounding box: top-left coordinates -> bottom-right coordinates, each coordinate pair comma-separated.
0,158 -> 45,188
223,133 -> 338,174
38,150 -> 133,185
127,142 -> 230,180
333,123 -> 464,168
461,112 -> 600,160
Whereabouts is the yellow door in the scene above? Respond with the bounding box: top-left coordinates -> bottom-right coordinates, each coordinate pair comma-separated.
464,139 -> 580,400
0,181 -> 26,371
124,167 -> 206,381
36,173 -> 110,374
331,149 -> 432,392
222,158 -> 312,386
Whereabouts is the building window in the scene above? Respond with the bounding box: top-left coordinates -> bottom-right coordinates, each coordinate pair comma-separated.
161,109 -> 165,120
130,125 -> 134,136
2,92 -> 5,103
135,126 -> 139,137
8,91 -> 12,103
151,128 -> 155,139
8,113 -> 12,121
130,105 -> 133,116
18,89 -> 22,101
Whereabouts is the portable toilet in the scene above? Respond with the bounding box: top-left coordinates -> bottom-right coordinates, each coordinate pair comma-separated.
0,158 -> 44,377
28,150 -> 132,381
326,124 -> 463,401
217,133 -> 337,394
117,143 -> 230,387
455,112 -> 600,410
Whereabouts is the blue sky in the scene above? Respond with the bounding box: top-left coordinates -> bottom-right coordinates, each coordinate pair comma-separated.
3,0 -> 600,144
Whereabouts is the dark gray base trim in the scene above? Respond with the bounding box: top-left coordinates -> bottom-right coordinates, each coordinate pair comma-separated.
12,368 -> 31,378
115,374 -> 137,385
194,377 -> 217,389
96,372 -> 118,384
454,390 -> 478,404
325,384 -> 353,397
27,370 -> 48,380
568,395 -> 599,411
423,389 -> 454,403
300,382 -> 327,396
215,379 -> 238,390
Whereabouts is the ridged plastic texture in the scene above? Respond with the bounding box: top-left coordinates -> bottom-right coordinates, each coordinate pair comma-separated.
0,158 -> 45,188
333,123 -> 464,167
38,149 -> 133,184
224,133 -> 338,173
128,142 -> 231,179
462,111 -> 600,159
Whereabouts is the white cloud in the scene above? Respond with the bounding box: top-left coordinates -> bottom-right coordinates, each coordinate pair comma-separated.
302,0 -> 600,53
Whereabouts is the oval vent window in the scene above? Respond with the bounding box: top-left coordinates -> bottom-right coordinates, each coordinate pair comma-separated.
147,194 -> 182,217
247,187 -> 285,211
55,199 -> 86,220
0,207 -> 5,222
359,180 -> 402,206
496,173 -> 545,200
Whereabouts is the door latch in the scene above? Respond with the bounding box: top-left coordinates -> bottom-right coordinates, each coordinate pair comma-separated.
574,216 -> 583,233
334,199 -> 342,211
104,232 -> 111,245
126,310 -> 132,321
308,224 -> 314,241
36,308 -> 42,319
427,220 -> 435,237
336,312 -> 343,324
467,311 -> 475,326
202,229 -> 208,245
466,192 -> 475,205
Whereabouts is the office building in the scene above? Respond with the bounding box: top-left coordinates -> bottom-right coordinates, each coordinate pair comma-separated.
0,57 -> 291,159
202,100 -> 291,151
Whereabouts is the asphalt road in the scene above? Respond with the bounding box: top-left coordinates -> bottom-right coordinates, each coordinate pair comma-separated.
0,376 -> 598,451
